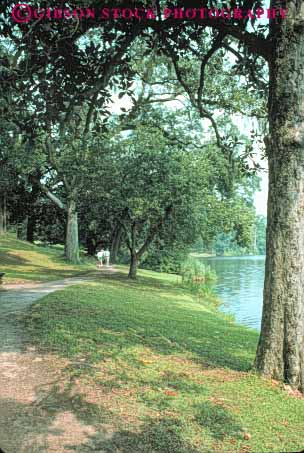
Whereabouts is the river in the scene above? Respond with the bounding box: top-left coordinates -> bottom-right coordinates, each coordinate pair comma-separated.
201,255 -> 266,331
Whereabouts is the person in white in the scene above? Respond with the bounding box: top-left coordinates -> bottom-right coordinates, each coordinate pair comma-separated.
96,248 -> 104,268
104,249 -> 110,267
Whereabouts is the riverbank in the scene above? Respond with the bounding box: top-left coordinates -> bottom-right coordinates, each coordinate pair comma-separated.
190,252 -> 266,258
23,268 -> 304,453
199,255 -> 266,330
1,235 -> 304,452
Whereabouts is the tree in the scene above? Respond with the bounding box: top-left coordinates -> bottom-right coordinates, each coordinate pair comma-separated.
249,1 -> 304,390
0,6 -> 144,262
0,120 -> 23,235
88,121 -> 210,279
151,0 -> 304,391
2,0 -> 304,389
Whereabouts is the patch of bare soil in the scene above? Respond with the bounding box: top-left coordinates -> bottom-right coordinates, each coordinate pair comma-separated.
0,277 -> 115,452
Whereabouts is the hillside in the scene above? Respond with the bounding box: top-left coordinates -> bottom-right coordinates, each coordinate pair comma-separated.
0,233 -> 93,283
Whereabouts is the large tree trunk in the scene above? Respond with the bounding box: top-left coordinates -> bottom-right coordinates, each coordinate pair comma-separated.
65,198 -> 80,264
255,2 -> 304,391
111,224 -> 123,264
37,179 -> 80,263
0,193 -> 7,235
128,252 -> 139,279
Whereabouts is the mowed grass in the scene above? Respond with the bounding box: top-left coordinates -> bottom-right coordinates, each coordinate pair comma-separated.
0,233 -> 93,283
25,269 -> 304,453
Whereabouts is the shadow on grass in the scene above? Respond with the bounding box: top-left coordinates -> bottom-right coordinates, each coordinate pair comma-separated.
0,267 -> 249,452
1,384 -> 242,452
195,401 -> 242,441
24,271 -> 259,372
96,273 -> 257,371
0,252 -> 29,266
0,384 -> 111,451
65,409 -> 242,452
66,418 -> 202,452
107,270 -> 179,291
0,233 -> 95,282
0,397 -> 54,451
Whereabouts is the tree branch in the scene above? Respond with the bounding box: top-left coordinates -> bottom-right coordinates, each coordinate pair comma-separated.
36,180 -> 66,211
137,205 -> 173,258
198,31 -> 226,105
153,18 -> 272,61
83,22 -> 144,97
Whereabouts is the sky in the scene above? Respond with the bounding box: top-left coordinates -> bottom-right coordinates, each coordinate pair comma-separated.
254,170 -> 268,216
238,116 -> 268,217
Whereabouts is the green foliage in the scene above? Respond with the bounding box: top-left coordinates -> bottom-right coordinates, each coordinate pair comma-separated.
140,247 -> 186,274
180,257 -> 217,295
211,214 -> 267,257
140,238 -> 190,274
213,232 -> 250,256
1,19 -> 265,272
255,215 -> 267,255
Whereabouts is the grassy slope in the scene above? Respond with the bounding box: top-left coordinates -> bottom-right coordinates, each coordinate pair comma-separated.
24,268 -> 304,452
0,233 -> 93,283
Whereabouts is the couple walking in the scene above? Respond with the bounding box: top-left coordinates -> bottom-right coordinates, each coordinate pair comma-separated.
97,248 -> 110,268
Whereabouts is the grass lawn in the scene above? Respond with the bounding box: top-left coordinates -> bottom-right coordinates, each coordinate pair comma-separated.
24,267 -> 304,453
0,233 -> 94,283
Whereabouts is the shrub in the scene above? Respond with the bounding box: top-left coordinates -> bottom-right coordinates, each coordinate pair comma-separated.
180,257 -> 216,295
140,245 -> 189,274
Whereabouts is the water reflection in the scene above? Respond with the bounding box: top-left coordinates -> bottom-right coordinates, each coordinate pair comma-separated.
201,256 -> 265,331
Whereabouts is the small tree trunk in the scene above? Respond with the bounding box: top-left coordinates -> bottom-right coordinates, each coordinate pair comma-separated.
26,214 -> 36,243
255,1 -> 304,391
26,177 -> 40,242
0,193 -> 7,235
111,225 -> 123,264
16,224 -> 23,239
86,235 -> 97,256
3,194 -> 7,232
65,198 -> 80,264
17,217 -> 28,240
128,252 -> 139,279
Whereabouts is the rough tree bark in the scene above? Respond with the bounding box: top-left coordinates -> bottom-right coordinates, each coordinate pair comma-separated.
65,198 -> 80,264
255,0 -> 304,391
110,224 -> 123,264
38,181 -> 80,264
127,222 -> 139,279
129,251 -> 139,279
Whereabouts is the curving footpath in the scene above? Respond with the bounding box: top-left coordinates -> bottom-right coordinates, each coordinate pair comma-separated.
0,271 -> 115,453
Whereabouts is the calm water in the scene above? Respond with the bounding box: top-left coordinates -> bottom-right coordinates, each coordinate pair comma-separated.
202,256 -> 266,331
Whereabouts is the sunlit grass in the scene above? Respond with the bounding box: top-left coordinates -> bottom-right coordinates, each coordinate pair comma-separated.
25,269 -> 304,453
0,233 -> 94,283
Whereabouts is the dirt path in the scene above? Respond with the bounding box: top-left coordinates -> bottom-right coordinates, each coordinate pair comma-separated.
0,276 -> 97,352
0,270 -> 116,453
